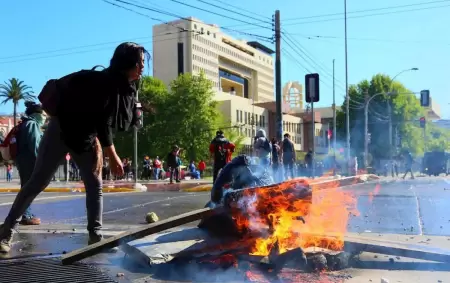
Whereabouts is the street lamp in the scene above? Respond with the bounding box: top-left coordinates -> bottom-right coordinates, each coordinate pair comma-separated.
387,68 -> 419,163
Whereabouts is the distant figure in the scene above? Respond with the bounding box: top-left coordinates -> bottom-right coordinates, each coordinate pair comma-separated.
271,138 -> 281,182
253,129 -> 272,170
304,150 -> 313,178
209,131 -> 235,183
198,160 -> 206,178
402,151 -> 415,179
281,133 -> 296,179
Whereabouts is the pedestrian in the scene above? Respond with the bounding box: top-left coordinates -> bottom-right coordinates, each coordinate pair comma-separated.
281,133 -> 296,179
198,159 -> 206,178
167,145 -> 181,184
304,150 -> 313,178
253,129 -> 272,171
0,42 -> 149,253
16,101 -> 45,225
402,150 -> 415,179
6,164 -> 12,182
153,156 -> 162,180
209,130 -> 235,183
270,138 -> 281,182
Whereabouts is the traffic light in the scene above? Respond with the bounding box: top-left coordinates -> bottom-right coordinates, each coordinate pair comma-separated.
134,102 -> 143,129
420,90 -> 430,107
419,117 -> 426,128
305,73 -> 320,103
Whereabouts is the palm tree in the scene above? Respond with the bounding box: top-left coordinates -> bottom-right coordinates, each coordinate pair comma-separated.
0,78 -> 35,126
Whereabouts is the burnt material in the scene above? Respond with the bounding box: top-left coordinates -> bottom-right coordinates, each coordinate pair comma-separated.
0,258 -> 115,283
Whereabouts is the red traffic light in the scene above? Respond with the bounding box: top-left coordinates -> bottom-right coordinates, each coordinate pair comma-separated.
135,109 -> 143,118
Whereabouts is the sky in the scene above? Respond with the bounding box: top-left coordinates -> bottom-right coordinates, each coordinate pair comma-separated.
1,0 -> 449,117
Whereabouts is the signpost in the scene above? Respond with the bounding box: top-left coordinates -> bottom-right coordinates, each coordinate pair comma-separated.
305,73 -> 320,178
65,153 -> 70,183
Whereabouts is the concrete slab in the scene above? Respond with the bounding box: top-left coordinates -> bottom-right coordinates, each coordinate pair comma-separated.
124,226 -> 236,266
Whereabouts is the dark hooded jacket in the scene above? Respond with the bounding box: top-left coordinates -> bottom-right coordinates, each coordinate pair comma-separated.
57,68 -> 136,153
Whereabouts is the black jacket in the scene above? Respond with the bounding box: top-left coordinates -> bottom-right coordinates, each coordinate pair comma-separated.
57,69 -> 136,153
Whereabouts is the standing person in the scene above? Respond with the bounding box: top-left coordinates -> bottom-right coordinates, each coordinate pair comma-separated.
103,157 -> 111,181
253,129 -> 272,171
402,150 -> 415,179
15,101 -> 45,225
153,156 -> 162,180
0,42 -> 149,253
304,150 -> 313,178
209,131 -> 235,183
6,164 -> 12,182
271,138 -> 281,182
142,156 -> 151,180
281,133 -> 296,179
198,159 -> 206,178
167,146 -> 181,184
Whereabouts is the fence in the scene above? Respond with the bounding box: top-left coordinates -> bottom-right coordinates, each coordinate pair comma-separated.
0,165 -> 68,181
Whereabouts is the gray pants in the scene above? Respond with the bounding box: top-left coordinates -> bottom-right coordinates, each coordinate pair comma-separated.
3,118 -> 103,233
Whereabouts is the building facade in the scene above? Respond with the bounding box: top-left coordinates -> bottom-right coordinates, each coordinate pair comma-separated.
153,18 -> 303,149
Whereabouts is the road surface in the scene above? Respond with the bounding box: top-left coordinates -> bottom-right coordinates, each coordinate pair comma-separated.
0,176 -> 449,282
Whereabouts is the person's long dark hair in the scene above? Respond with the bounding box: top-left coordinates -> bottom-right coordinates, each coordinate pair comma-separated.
109,42 -> 150,73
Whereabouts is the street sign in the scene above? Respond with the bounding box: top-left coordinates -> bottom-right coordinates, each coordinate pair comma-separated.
305,73 -> 320,103
420,90 -> 430,107
66,153 -> 71,161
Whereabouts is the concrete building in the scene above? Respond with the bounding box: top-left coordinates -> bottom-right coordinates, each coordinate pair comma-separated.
152,18 -> 303,150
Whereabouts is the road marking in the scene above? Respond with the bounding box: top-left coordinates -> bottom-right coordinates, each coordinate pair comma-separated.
62,193 -> 209,222
0,192 -> 137,207
411,187 -> 424,235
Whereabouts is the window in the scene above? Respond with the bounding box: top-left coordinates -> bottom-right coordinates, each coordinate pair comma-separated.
240,110 -> 243,123
236,109 -> 239,122
259,115 -> 263,127
201,27 -> 204,33
207,31 -> 210,35
244,112 -> 248,124
213,33 -> 216,38
194,24 -> 197,29
262,115 -> 265,127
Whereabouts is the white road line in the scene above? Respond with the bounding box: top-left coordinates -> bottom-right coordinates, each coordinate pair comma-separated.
63,193 -> 209,222
0,193 -> 19,196
411,186 -> 424,235
0,191 -> 138,207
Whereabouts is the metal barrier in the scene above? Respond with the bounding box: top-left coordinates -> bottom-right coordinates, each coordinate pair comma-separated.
0,165 -> 67,181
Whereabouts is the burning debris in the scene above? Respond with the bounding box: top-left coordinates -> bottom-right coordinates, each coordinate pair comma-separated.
197,176 -> 359,276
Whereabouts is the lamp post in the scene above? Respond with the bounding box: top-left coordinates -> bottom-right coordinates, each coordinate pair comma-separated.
387,68 -> 419,162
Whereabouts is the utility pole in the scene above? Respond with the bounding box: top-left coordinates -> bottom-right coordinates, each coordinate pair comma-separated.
344,0 -> 351,167
332,59 -> 337,174
364,90 -> 369,168
133,90 -> 139,185
274,10 -> 283,142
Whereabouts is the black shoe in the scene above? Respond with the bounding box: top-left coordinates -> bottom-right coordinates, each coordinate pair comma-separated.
88,232 -> 118,253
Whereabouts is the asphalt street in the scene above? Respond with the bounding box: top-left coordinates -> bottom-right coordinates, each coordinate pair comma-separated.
1,176 -> 450,282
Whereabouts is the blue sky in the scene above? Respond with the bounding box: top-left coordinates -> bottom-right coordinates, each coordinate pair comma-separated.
1,0 -> 449,117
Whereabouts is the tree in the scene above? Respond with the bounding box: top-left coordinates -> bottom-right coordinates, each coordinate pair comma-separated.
114,72 -> 220,163
336,74 -> 425,162
0,78 -> 35,125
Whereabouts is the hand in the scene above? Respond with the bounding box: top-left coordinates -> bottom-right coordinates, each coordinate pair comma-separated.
109,154 -> 124,177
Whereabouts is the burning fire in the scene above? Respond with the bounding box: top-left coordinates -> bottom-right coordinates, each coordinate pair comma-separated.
231,178 -> 360,256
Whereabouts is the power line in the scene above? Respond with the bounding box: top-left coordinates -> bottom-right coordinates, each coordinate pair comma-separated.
192,0 -> 272,24
204,0 -> 271,20
109,0 -> 272,41
0,32 -> 193,65
283,0 -> 450,21
225,1 -> 450,29
283,3 -> 450,26
166,0 -> 272,31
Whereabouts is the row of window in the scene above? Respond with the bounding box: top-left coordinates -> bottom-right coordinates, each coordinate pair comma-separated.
237,126 -> 301,145
235,110 -> 266,128
192,54 -> 218,69
193,35 -> 274,73
192,44 -> 217,59
283,121 -> 302,134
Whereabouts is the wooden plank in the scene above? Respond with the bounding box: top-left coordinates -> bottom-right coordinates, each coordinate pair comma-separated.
61,207 -> 221,265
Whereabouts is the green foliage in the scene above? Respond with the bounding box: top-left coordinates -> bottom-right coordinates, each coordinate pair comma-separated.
0,78 -> 35,125
336,73 -> 429,161
114,73 -> 220,163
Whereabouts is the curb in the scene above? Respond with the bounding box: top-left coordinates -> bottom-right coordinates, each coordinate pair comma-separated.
181,185 -> 213,192
0,187 -> 138,193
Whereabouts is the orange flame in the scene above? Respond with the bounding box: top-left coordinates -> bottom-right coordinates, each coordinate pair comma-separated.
231,178 -> 360,256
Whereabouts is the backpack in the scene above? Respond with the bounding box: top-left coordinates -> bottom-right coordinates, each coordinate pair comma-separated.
214,140 -> 229,162
38,65 -> 105,116
263,138 -> 272,153
0,122 -> 23,161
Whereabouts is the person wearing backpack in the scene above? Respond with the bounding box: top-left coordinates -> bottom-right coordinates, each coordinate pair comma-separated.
281,133 -> 296,179
253,129 -> 272,170
209,131 -> 235,183
0,42 -> 150,254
